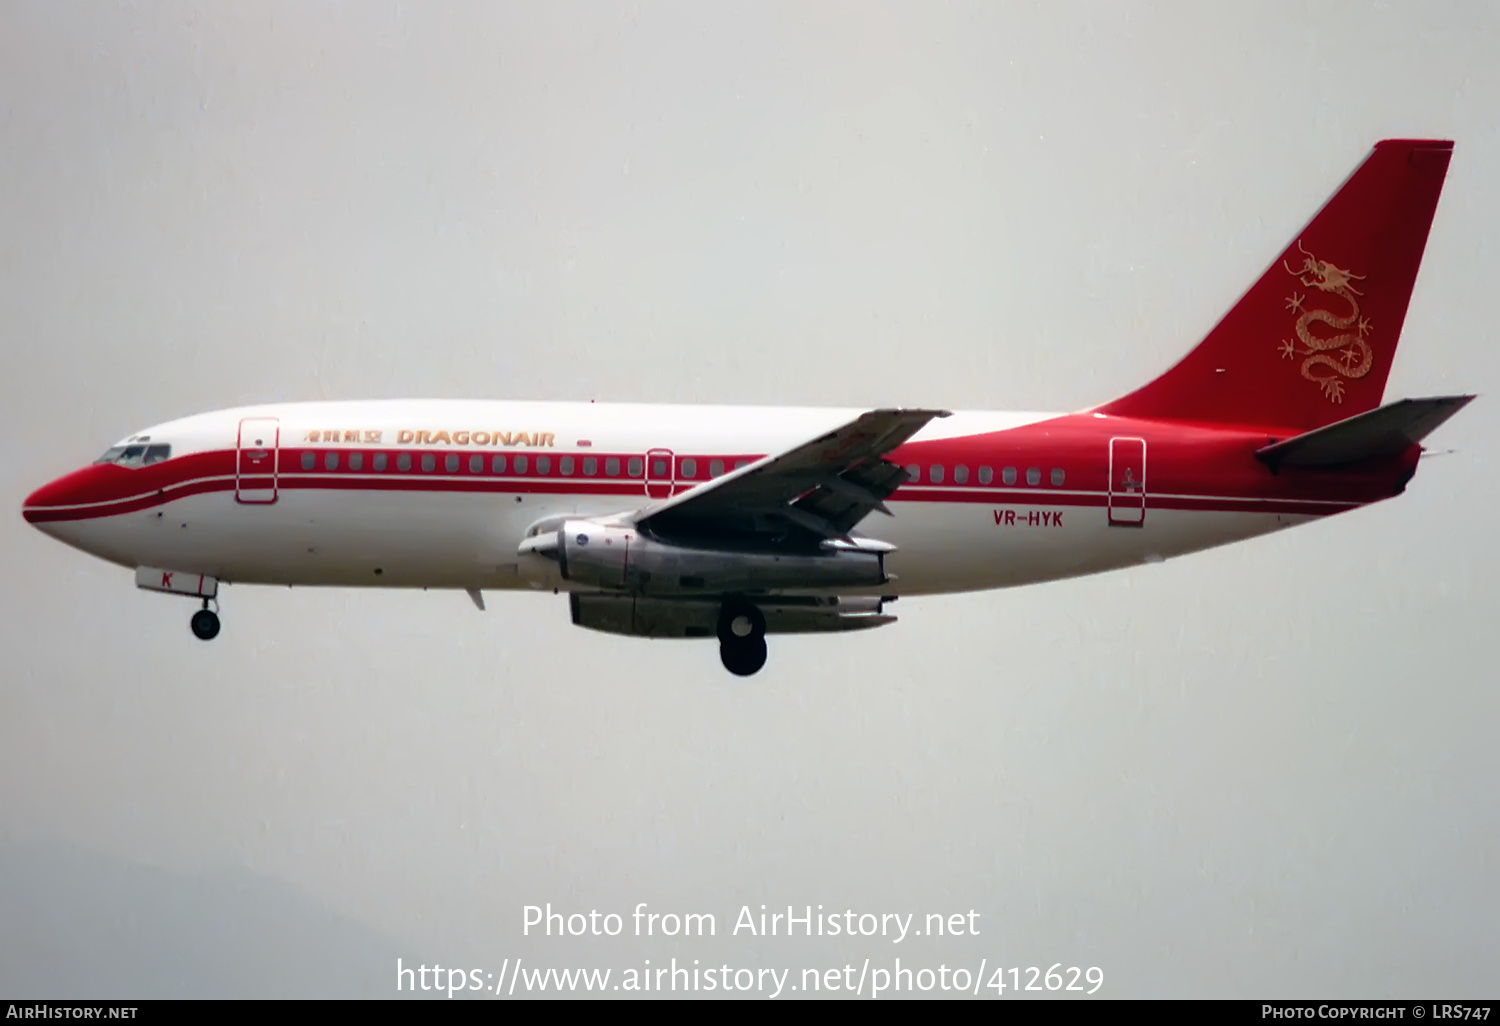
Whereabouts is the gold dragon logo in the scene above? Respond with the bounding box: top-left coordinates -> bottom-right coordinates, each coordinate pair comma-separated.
1277,241 -> 1373,403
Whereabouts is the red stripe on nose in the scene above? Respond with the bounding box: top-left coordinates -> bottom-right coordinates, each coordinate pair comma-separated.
22,465 -> 121,522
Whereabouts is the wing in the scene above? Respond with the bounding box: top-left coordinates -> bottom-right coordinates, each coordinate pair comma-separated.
630,408 -> 950,545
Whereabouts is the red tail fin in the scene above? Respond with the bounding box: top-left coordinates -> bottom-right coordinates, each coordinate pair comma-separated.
1098,139 -> 1452,430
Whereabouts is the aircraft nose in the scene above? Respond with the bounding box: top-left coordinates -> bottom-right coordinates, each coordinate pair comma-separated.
22,466 -> 100,528
24,462 -> 146,566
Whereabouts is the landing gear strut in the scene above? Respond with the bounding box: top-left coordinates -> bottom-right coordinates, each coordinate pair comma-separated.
717,599 -> 767,677
190,599 -> 221,641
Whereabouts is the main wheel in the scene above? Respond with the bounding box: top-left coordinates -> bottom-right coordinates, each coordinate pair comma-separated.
720,635 -> 767,677
190,608 -> 221,641
717,599 -> 766,645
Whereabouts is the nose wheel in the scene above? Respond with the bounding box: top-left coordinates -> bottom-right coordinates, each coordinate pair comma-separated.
717,600 -> 767,677
190,601 -> 221,641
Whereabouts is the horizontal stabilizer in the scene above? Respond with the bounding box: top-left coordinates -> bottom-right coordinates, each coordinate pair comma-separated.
1255,395 -> 1475,467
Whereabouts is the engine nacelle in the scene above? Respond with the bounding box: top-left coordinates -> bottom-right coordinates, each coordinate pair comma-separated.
571,594 -> 897,638
555,520 -> 887,596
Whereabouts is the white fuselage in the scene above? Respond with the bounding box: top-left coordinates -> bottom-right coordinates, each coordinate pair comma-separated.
26,399 -> 1333,601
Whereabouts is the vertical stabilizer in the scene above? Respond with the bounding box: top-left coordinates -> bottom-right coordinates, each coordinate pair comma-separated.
1098,140 -> 1452,430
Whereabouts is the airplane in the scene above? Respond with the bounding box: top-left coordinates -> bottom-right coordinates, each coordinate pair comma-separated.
22,139 -> 1474,677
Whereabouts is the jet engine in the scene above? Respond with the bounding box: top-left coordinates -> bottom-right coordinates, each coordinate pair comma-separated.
530,519 -> 890,596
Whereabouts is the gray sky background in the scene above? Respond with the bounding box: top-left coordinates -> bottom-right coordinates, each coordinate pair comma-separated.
2,0 -> 1496,998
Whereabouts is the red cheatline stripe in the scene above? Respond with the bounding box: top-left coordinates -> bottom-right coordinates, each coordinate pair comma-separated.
23,473 -> 1356,523
25,476 -> 237,522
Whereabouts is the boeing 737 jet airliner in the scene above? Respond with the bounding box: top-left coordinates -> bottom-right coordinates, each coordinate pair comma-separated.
23,140 -> 1473,675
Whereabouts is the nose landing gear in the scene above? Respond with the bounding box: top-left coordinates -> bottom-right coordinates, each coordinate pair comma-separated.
190,599 -> 221,641
134,567 -> 223,641
717,599 -> 767,677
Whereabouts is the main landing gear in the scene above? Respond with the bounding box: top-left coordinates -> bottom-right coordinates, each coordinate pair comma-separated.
190,599 -> 221,641
718,599 -> 767,677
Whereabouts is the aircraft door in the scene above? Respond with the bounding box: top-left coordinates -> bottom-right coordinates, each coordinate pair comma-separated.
645,448 -> 675,499
1107,436 -> 1146,526
236,417 -> 280,504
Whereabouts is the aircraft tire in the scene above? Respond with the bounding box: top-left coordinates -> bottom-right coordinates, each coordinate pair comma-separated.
720,635 -> 767,677
716,599 -> 766,645
190,608 -> 221,641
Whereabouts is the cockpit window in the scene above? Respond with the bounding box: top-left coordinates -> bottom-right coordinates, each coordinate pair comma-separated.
94,443 -> 171,467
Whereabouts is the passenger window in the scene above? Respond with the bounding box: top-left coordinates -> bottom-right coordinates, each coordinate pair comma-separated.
929,465 -> 944,484
397,453 -> 412,471
374,453 -> 387,471
469,454 -> 482,474
421,454 -> 435,472
301,451 -> 315,471
537,456 -> 551,475
492,454 -> 507,474
709,459 -> 724,478
1002,466 -> 1017,486
627,457 -> 643,477
954,465 -> 969,484
325,452 -> 339,471
978,466 -> 993,485
560,456 -> 574,475
651,458 -> 667,477
734,459 -> 749,470
583,456 -> 597,476
444,454 -> 458,473
349,453 -> 364,471
514,455 -> 528,474
605,456 -> 620,476
906,464 -> 919,482
1051,468 -> 1065,486
681,457 -> 697,479
143,444 -> 171,465
1026,467 -> 1040,486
